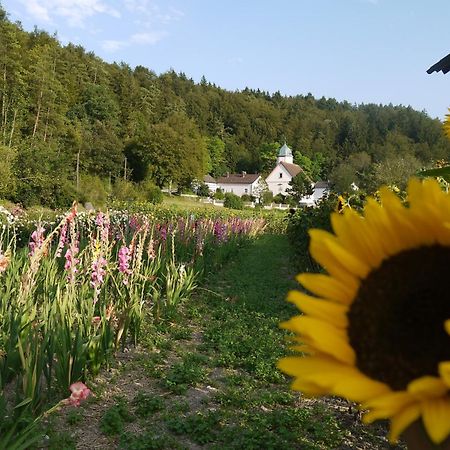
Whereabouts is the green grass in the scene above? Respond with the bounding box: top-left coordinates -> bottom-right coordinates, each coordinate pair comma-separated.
45,234 -> 401,449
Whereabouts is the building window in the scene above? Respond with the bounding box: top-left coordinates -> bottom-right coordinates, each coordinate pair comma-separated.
279,173 -> 283,178
244,188 -> 248,194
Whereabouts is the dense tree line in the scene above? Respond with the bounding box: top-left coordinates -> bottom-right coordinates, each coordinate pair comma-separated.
0,6 -> 449,207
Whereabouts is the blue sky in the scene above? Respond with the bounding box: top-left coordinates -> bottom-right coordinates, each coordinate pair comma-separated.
2,0 -> 450,119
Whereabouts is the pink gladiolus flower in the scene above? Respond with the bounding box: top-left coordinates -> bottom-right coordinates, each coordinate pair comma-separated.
118,245 -> 132,283
91,255 -> 107,295
29,226 -> 45,256
65,381 -> 91,407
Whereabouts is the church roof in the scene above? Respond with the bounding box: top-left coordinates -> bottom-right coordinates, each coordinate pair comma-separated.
278,143 -> 293,157
279,161 -> 302,177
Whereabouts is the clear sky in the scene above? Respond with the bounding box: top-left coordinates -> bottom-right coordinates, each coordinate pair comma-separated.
2,0 -> 450,119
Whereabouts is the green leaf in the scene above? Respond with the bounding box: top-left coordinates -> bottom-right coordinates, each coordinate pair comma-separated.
417,166 -> 450,182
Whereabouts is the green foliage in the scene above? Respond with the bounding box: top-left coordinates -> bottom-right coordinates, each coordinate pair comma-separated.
77,174 -> 109,207
223,192 -> 243,210
287,172 -> 314,202
206,136 -> 228,177
112,179 -> 141,202
286,194 -> 339,270
166,411 -> 222,444
195,182 -> 210,197
213,188 -> 224,200
133,392 -> 165,417
164,352 -> 208,394
100,398 -> 133,436
139,179 -> 163,204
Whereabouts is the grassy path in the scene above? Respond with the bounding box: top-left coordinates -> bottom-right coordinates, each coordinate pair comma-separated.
44,235 -> 400,450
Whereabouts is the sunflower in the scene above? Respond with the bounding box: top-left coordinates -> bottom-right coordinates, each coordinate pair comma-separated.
278,178 -> 450,445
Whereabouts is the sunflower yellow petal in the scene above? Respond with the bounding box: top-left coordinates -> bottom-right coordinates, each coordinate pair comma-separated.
363,199 -> 404,256
309,229 -> 370,278
407,376 -> 449,399
287,290 -> 349,328
388,403 -> 421,443
422,398 -> 450,444
297,273 -> 358,305
362,392 -> 414,422
308,229 -> 370,281
445,319 -> 450,335
331,372 -> 390,403
282,316 -> 355,364
291,378 -> 330,396
439,362 -> 450,388
331,210 -> 384,269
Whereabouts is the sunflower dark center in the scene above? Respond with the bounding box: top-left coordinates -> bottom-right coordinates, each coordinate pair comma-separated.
348,245 -> 450,391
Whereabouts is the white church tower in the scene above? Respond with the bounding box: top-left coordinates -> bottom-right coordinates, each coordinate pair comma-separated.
276,142 -> 294,164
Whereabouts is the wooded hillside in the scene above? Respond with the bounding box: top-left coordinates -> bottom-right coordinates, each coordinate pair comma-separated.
0,5 -> 448,206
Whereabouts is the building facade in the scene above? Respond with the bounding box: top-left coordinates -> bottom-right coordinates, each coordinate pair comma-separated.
216,172 -> 261,196
265,143 -> 303,196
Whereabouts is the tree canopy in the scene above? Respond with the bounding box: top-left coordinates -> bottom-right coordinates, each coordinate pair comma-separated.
0,5 -> 448,206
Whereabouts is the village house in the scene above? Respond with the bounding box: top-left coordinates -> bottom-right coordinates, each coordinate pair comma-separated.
216,172 -> 261,197
203,174 -> 217,192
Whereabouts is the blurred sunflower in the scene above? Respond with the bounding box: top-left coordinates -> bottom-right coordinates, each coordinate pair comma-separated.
279,178 -> 450,445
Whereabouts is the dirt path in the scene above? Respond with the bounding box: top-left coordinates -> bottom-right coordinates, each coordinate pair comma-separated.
43,235 -> 402,450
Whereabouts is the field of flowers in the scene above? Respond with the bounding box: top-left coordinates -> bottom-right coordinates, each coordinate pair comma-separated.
0,203 -> 272,447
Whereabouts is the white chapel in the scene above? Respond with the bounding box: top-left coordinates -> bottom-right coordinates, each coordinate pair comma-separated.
265,143 -> 302,196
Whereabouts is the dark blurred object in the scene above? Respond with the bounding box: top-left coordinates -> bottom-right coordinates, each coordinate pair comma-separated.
427,53 -> 450,74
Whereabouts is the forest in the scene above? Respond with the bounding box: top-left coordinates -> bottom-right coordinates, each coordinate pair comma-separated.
0,5 -> 449,207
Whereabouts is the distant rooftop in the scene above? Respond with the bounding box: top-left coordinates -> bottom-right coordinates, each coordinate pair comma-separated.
217,173 -> 260,184
203,174 -> 216,183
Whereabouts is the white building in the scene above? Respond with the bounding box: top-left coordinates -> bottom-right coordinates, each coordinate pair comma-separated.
216,172 -> 261,197
299,181 -> 330,206
203,174 -> 217,192
266,143 -> 303,196
266,143 -> 330,205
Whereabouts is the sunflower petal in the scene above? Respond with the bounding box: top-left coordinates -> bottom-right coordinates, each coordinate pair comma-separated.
287,290 -> 349,328
362,392 -> 414,422
331,373 -> 390,403
439,362 -> 450,388
388,403 -> 421,443
407,376 -> 448,399
422,398 -> 450,444
308,229 -> 370,281
297,273 -> 358,305
283,316 -> 355,364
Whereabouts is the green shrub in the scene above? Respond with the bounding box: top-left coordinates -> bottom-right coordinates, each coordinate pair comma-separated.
241,194 -> 252,202
77,174 -> 110,207
112,179 -> 141,202
214,188 -> 224,200
196,182 -> 210,197
261,190 -> 273,205
138,179 -> 163,204
223,193 -> 243,210
273,193 -> 288,204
